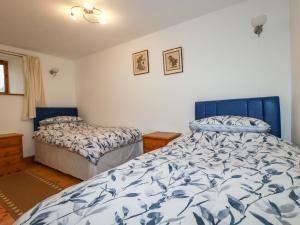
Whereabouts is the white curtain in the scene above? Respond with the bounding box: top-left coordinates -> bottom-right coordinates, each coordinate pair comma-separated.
22,56 -> 46,120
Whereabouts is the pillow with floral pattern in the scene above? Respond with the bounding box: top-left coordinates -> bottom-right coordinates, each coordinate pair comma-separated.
38,121 -> 83,130
39,116 -> 83,126
190,116 -> 271,133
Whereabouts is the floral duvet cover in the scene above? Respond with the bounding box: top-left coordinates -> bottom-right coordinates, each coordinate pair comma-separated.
18,131 -> 300,225
33,122 -> 142,165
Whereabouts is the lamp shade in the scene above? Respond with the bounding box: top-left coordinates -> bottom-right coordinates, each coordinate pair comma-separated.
251,15 -> 268,27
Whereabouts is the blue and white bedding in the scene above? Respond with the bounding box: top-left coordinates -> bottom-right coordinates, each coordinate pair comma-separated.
190,116 -> 271,133
33,122 -> 142,165
18,131 -> 300,225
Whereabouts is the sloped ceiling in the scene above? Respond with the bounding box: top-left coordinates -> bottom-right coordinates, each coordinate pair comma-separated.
0,0 -> 246,58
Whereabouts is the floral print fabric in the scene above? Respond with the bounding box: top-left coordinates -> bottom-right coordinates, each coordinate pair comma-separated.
18,131 -> 300,225
33,122 -> 142,165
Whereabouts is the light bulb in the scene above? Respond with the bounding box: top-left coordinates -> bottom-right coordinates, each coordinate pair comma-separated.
83,3 -> 94,11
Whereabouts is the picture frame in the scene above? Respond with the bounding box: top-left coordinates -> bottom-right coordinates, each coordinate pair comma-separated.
132,50 -> 149,75
163,47 -> 183,75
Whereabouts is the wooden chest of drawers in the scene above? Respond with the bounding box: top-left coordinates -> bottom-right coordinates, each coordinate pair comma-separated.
0,133 -> 24,176
143,132 -> 181,153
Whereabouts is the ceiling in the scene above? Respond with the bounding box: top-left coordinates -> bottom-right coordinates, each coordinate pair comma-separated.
0,0 -> 245,59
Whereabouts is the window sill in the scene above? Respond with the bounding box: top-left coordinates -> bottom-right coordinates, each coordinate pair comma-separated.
0,93 -> 24,96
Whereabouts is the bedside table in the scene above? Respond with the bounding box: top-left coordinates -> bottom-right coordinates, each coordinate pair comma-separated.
0,133 -> 24,176
143,132 -> 181,153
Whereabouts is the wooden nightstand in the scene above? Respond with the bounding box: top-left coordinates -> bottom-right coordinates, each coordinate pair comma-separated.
0,133 -> 24,176
143,132 -> 181,153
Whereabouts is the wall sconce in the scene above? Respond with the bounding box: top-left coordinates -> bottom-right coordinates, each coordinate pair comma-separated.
251,15 -> 268,37
49,67 -> 59,77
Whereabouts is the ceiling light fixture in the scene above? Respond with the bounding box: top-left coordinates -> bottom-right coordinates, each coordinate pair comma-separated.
70,3 -> 107,24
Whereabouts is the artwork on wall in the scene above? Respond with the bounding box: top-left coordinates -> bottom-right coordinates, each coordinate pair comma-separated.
163,47 -> 183,75
132,50 -> 149,75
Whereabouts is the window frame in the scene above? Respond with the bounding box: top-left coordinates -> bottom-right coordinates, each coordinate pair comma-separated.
0,60 -> 9,95
0,59 -> 24,96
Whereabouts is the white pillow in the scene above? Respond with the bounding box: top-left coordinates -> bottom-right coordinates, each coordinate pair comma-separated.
39,116 -> 83,126
190,116 -> 271,133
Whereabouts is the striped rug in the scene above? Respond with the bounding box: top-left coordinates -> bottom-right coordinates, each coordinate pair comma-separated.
0,171 -> 63,219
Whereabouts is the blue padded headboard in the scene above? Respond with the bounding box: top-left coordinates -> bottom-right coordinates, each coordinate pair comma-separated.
33,107 -> 78,131
195,96 -> 281,137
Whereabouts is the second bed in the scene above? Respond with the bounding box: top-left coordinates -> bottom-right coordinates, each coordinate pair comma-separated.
33,107 -> 143,180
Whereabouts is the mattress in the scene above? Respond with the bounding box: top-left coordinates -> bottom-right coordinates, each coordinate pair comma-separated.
16,131 -> 300,225
35,140 -> 143,180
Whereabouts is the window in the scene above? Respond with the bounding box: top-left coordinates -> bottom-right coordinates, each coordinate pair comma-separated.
0,60 -> 9,94
0,53 -> 25,96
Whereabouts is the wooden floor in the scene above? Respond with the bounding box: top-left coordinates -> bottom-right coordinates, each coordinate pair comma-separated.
0,162 -> 81,225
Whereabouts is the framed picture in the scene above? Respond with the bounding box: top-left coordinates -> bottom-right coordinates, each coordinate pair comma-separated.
132,50 -> 149,75
163,47 -> 183,75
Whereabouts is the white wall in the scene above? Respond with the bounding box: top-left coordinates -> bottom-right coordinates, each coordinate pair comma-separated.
0,44 -> 76,157
291,0 -> 300,146
76,0 -> 291,140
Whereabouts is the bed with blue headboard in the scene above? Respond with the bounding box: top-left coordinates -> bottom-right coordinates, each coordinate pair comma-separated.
18,96 -> 300,225
195,96 -> 281,137
32,107 -> 143,180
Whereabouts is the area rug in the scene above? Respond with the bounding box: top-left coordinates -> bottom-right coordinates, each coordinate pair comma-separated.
0,171 -> 63,219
